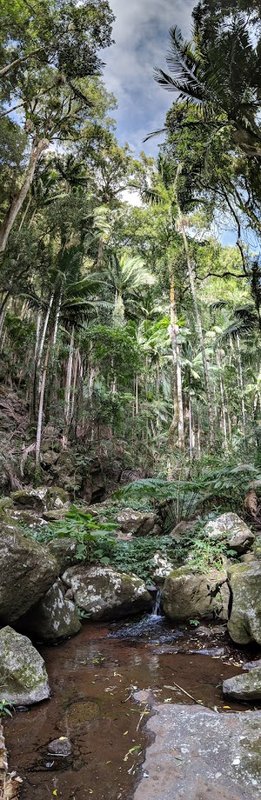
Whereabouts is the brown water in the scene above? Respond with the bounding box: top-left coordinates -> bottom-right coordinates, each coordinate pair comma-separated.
5,614 -> 258,800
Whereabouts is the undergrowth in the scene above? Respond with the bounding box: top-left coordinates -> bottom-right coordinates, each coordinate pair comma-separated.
25,509 -> 239,582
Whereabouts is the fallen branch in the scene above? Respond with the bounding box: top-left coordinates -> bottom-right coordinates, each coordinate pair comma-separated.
164,683 -> 203,705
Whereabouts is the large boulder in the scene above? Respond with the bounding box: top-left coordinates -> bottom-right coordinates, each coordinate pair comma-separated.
10,485 -> 69,513
115,509 -> 161,536
0,527 -> 59,623
10,488 -> 47,512
227,561 -> 261,645
19,579 -> 81,643
205,513 -> 255,554
62,566 -> 152,621
0,627 -> 50,706
133,700 -> 261,800
162,567 -> 229,622
223,667 -> 261,702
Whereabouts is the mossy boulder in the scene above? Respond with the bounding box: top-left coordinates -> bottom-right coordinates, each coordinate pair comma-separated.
223,667 -> 261,701
0,626 -> 49,705
227,561 -> 261,645
10,488 -> 47,511
20,579 -> 81,643
162,567 -> 229,622
62,566 -> 152,621
205,513 -> 255,554
0,527 -> 59,623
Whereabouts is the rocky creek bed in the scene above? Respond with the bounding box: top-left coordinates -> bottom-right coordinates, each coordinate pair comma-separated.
4,614 -> 261,800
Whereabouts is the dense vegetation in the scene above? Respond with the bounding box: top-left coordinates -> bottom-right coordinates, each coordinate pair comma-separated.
0,0 -> 260,493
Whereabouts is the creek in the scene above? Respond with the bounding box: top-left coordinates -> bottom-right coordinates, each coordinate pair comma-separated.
5,610 -> 259,800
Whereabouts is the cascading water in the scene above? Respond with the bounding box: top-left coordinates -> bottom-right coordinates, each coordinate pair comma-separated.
151,587 -> 162,618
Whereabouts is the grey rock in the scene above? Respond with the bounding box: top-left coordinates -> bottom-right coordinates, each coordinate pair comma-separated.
48,737 -> 72,756
10,488 -> 47,512
62,565 -> 152,621
245,659 -> 261,671
20,579 -> 81,642
0,527 -> 59,623
48,538 -> 79,572
227,561 -> 261,645
151,552 -> 173,584
205,513 -> 255,554
223,668 -> 261,701
162,566 -> 229,622
133,701 -> 261,800
116,508 -> 160,536
0,626 -> 50,706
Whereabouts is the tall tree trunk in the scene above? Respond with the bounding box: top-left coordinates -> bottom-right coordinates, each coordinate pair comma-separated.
32,294 -> 54,419
135,375 -> 139,416
236,334 -> 246,431
0,138 -> 49,253
35,343 -> 50,467
169,267 -> 185,449
189,393 -> 195,462
62,326 -> 75,449
216,349 -> 228,451
0,292 -> 10,345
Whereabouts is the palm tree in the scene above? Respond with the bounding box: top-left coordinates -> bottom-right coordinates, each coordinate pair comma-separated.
101,253 -> 156,325
154,19 -> 261,160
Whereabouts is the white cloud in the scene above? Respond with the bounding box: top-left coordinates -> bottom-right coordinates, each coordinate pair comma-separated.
120,188 -> 143,207
103,0 -> 195,153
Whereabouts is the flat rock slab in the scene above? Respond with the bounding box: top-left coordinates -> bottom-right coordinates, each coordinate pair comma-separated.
133,703 -> 261,800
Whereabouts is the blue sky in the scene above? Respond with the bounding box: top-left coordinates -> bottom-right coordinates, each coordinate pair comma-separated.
103,0 -> 195,155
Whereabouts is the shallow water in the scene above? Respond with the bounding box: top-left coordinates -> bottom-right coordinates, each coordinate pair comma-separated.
5,615 -> 260,800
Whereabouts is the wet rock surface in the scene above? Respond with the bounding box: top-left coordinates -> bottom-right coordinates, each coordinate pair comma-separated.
223,667 -> 261,701
133,702 -> 261,800
0,626 -> 50,706
47,737 -> 72,757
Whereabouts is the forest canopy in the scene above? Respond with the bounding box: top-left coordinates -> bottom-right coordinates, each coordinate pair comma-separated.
0,0 -> 260,489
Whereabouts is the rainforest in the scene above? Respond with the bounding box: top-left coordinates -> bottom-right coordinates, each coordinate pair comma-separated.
0,2 -> 260,799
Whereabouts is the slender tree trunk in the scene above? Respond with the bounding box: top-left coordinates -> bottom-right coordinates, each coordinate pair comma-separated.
0,292 -> 10,345
0,138 -> 49,253
18,196 -> 32,232
135,375 -> 139,416
37,293 -> 54,369
236,334 -> 246,432
32,294 -> 54,419
169,267 -> 185,449
216,349 -> 228,451
62,326 -> 75,449
189,393 -> 195,462
35,343 -> 50,467
70,349 -> 79,428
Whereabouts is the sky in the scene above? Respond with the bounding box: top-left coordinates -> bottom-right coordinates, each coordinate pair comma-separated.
103,0 -> 195,156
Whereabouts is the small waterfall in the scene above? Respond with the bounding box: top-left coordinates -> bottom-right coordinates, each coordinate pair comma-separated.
152,588 -> 162,617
